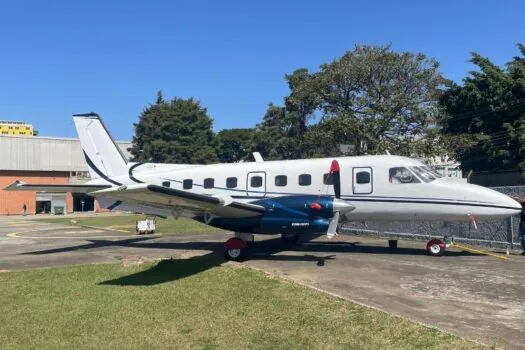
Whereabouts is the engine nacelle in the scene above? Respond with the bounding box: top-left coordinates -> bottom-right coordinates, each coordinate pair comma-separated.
201,195 -> 337,235
257,216 -> 330,235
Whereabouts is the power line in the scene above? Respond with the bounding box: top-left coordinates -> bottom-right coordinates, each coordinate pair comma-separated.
440,99 -> 525,124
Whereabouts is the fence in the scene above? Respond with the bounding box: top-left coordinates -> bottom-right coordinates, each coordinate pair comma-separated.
340,186 -> 525,249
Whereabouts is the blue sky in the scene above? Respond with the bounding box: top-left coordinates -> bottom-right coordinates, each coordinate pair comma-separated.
1,0 -> 524,141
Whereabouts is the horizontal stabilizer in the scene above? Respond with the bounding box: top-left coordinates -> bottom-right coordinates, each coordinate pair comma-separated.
3,181 -> 112,193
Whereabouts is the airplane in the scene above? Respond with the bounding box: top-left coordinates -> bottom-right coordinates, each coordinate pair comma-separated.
4,113 -> 522,261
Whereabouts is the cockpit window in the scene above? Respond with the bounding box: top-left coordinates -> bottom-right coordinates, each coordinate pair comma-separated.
389,167 -> 420,184
409,166 -> 442,183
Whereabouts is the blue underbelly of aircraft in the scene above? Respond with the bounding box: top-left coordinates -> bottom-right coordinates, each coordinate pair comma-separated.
196,195 -> 334,235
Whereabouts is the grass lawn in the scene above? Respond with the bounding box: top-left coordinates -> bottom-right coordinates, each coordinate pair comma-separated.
38,214 -> 225,235
0,261 -> 481,349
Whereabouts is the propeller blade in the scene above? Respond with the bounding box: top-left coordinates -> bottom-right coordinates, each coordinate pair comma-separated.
327,211 -> 339,239
330,160 -> 341,199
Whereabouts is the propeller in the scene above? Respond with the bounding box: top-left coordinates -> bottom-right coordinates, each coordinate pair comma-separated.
326,160 -> 354,238
330,160 -> 341,199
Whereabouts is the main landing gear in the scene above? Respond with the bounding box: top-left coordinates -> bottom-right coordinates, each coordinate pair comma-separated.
224,232 -> 254,262
224,233 -> 301,262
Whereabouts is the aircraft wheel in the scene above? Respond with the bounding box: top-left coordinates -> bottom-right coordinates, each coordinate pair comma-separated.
426,239 -> 445,257
224,237 -> 247,262
281,233 -> 300,245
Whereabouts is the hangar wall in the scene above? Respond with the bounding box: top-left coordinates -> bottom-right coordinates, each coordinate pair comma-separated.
0,135 -> 131,215
0,170 -> 73,215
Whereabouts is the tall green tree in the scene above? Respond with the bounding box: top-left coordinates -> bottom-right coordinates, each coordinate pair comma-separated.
284,68 -> 320,138
254,45 -> 447,160
253,104 -> 303,160
440,44 -> 525,173
315,44 -> 446,156
130,92 -> 218,164
216,128 -> 255,163
254,69 -> 320,160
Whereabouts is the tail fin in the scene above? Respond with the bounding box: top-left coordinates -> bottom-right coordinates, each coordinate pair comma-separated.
73,113 -> 128,182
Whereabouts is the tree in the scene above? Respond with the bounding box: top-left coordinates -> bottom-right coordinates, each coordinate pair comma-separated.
254,104 -> 297,160
216,128 -> 255,163
129,92 -> 218,164
440,44 -> 525,174
253,69 -> 321,160
284,68 -> 320,138
304,116 -> 359,158
315,44 -> 446,156
254,45 -> 447,160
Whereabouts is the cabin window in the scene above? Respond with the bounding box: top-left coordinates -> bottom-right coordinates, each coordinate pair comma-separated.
356,171 -> 371,184
183,179 -> 193,189
250,176 -> 263,188
226,177 -> 237,188
204,178 -> 214,189
275,175 -> 287,187
298,174 -> 311,186
389,167 -> 420,184
323,173 -> 334,185
162,181 -> 170,188
409,166 -> 441,183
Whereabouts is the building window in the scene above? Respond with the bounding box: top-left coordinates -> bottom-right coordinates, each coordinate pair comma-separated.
323,173 -> 334,185
183,179 -> 193,190
226,177 -> 237,189
162,181 -> 170,188
250,176 -> 263,188
77,171 -> 91,179
299,174 -> 311,186
356,171 -> 371,184
203,178 -> 214,189
275,175 -> 287,187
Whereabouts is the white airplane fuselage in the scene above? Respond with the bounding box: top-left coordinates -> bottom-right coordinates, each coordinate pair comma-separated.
90,154 -> 521,223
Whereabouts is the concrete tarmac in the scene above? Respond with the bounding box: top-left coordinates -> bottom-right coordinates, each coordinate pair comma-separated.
0,216 -> 524,348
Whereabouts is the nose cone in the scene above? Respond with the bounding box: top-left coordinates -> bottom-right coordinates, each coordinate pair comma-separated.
492,190 -> 523,213
475,184 -> 521,210
459,181 -> 522,218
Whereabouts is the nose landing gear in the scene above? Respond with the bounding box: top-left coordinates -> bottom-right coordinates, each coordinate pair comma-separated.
426,236 -> 451,256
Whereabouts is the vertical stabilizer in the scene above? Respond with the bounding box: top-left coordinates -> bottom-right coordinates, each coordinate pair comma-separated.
73,113 -> 128,182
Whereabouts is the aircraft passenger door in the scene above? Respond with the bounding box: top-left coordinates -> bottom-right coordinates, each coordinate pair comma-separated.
353,167 -> 373,194
246,172 -> 266,197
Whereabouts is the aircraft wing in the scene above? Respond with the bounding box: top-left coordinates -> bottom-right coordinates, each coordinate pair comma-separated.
3,180 -> 112,193
91,184 -> 266,218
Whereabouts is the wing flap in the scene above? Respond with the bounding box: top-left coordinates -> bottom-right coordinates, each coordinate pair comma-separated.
3,181 -> 111,193
92,184 -> 265,218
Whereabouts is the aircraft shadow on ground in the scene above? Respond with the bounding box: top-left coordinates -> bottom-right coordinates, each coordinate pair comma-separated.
99,252 -> 221,286
20,236 -> 482,286
22,236 -> 481,258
